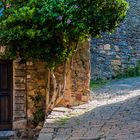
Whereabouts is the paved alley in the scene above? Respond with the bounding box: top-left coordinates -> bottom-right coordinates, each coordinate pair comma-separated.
38,77 -> 140,140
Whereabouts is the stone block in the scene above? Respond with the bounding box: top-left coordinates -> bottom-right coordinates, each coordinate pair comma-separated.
14,111 -> 26,118
15,96 -> 26,104
15,83 -> 26,90
113,65 -> 121,71
13,119 -> 27,129
116,55 -> 121,59
111,60 -> 121,66
15,104 -> 26,111
14,63 -> 25,69
15,77 -> 25,84
15,90 -> 26,97
26,61 -> 33,66
27,75 -> 31,79
0,131 -> 15,138
114,46 -> 120,51
99,45 -> 104,50
104,44 -> 111,51
15,69 -> 25,77
107,52 -> 116,56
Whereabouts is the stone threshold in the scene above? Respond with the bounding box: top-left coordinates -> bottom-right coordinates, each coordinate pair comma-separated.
0,131 -> 15,139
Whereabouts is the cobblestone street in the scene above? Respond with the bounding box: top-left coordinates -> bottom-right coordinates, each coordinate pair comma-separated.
38,77 -> 140,140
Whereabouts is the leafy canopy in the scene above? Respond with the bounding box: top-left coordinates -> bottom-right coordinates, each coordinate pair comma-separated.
0,0 -> 128,68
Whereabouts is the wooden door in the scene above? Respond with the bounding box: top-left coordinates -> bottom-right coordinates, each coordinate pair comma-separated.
0,61 -> 12,130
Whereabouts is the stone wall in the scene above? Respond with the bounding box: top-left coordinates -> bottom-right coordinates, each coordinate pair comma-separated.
70,42 -> 90,105
26,42 -> 90,119
0,41 -> 90,132
0,49 -> 27,130
90,0 -> 140,80
13,61 -> 27,130
26,61 -> 46,119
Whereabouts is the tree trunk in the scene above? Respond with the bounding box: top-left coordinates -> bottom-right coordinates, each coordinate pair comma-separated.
45,68 -> 50,114
45,61 -> 67,115
44,40 -> 79,115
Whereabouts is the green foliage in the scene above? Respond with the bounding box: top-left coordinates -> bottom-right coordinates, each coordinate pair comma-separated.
90,79 -> 108,90
0,0 -> 128,68
32,107 -> 45,125
116,61 -> 140,79
30,91 -> 45,125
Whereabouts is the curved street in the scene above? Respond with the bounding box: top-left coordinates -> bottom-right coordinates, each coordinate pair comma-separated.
38,77 -> 140,140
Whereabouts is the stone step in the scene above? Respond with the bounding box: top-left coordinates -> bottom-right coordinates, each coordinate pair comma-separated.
0,131 -> 15,139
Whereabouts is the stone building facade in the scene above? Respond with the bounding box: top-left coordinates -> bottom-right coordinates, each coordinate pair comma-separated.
0,42 -> 90,133
90,0 -> 140,80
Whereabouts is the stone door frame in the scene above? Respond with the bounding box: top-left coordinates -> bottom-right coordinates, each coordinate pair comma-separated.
12,61 -> 27,130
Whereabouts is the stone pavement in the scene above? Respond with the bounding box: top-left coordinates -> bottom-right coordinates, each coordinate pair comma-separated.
38,77 -> 140,140
0,131 -> 14,139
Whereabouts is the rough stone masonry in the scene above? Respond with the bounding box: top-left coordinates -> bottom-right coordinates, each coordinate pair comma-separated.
0,41 -> 90,137
90,0 -> 140,80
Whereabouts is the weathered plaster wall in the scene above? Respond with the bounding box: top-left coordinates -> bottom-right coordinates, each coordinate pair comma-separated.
90,0 -> 140,80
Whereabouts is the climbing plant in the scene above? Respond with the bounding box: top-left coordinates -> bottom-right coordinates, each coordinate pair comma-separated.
0,0 -> 128,114
30,91 -> 45,125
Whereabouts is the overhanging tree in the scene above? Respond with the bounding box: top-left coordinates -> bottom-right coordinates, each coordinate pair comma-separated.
0,0 -> 128,114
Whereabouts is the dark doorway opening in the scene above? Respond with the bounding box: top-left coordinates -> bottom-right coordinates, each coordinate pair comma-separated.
0,60 -> 13,130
